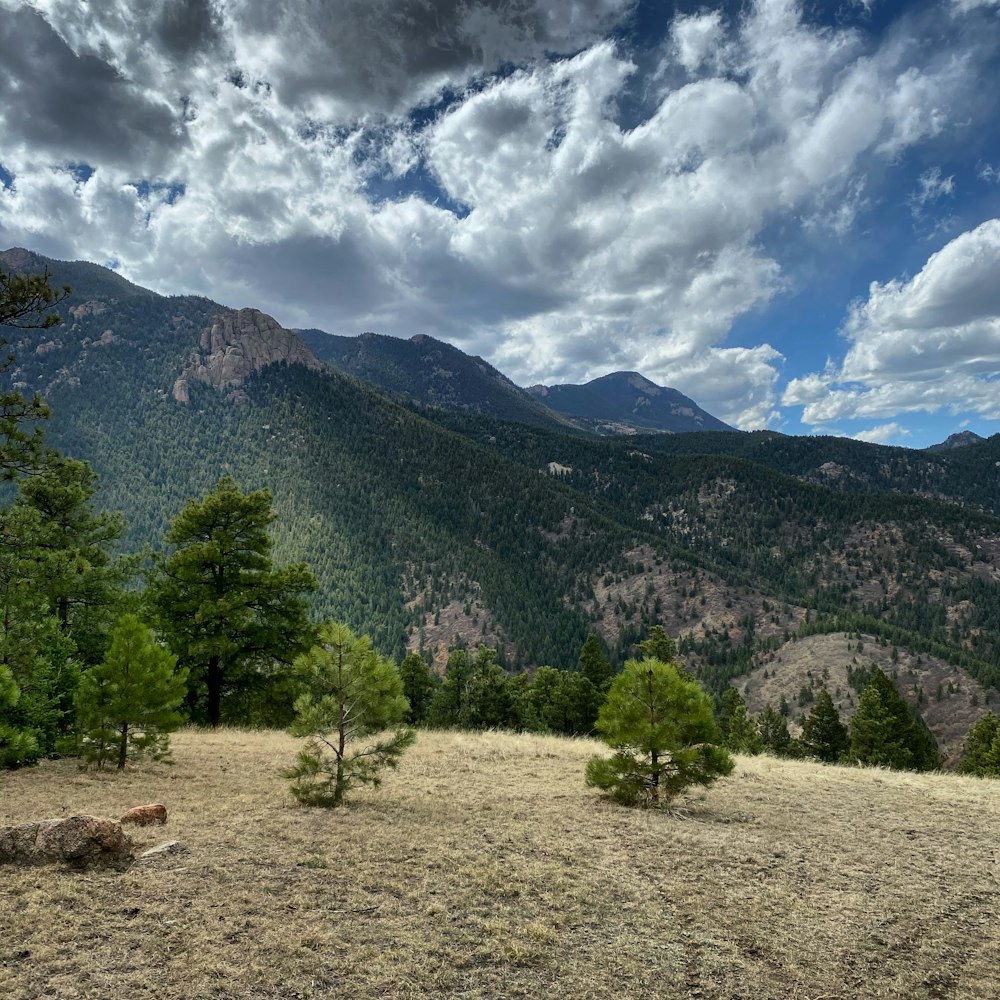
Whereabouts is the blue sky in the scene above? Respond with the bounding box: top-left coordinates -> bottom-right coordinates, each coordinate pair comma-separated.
1,0 -> 999,446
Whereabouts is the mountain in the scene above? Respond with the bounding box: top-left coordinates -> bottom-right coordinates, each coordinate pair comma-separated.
297,328 -> 575,432
4,248 -> 1000,754
526,371 -> 733,434
926,430 -> 986,452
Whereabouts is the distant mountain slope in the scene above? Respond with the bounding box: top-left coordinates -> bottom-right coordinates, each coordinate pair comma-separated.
526,371 -> 733,434
926,430 -> 985,452
4,248 -> 1000,744
297,328 -> 576,432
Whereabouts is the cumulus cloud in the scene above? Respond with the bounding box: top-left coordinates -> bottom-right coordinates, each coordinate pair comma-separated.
851,422 -> 910,444
783,219 -> 1000,424
0,0 -> 998,429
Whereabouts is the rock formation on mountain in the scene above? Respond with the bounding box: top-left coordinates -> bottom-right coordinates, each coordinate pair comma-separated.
173,308 -> 321,402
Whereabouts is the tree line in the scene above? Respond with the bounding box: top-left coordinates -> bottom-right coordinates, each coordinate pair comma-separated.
2,268 -> 997,786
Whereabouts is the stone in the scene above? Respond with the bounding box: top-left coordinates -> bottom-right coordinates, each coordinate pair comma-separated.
120,803 -> 167,826
0,816 -> 134,870
136,840 -> 186,860
174,308 -> 322,402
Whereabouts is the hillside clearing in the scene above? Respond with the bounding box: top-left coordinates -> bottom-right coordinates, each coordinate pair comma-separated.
2,729 -> 998,1000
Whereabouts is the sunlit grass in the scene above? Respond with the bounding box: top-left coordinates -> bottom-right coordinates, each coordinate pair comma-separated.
2,728 -> 998,999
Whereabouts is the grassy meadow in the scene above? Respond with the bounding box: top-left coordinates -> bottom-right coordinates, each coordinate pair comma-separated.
2,728 -> 998,1000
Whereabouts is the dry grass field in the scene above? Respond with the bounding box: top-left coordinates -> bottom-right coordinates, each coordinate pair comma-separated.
2,728 -> 999,1000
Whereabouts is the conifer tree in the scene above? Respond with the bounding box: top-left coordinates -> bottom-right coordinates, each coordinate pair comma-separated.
800,688 -> 849,763
399,652 -> 436,724
638,625 -> 687,674
150,477 -> 317,726
758,704 -> 795,757
530,666 -> 600,736
1,266 -> 68,479
75,615 -> 187,770
0,663 -> 40,768
460,646 -> 521,730
585,655 -> 733,807
578,632 -> 613,691
13,457 -> 129,664
849,668 -> 938,771
286,621 -> 415,807
426,646 -> 472,727
719,687 -> 763,754
955,713 -> 1000,777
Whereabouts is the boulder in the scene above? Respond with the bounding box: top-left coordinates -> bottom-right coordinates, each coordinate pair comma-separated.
136,840 -> 186,861
0,816 -> 134,870
120,803 -> 167,827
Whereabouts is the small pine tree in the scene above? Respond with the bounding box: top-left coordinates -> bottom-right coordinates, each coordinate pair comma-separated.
955,713 -> 1000,777
75,615 -> 187,770
585,656 -> 733,807
719,688 -> 763,754
800,689 -> 849,764
286,622 -> 415,807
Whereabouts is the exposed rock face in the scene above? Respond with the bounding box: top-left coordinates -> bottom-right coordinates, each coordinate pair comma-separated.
173,308 -> 321,402
0,816 -> 134,869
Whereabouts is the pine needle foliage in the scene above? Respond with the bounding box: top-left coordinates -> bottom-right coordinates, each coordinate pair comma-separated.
286,621 -> 415,808
955,713 -> 1000,777
800,688 -> 849,763
75,614 -> 187,770
586,656 -> 734,807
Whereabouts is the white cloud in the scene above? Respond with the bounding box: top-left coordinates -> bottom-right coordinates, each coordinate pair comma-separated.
851,422 -> 910,444
783,219 -> 1000,424
0,0 -> 997,429
909,167 -> 955,219
671,11 -> 725,74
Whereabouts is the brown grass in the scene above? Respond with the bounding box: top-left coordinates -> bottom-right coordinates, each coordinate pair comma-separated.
2,729 -> 998,999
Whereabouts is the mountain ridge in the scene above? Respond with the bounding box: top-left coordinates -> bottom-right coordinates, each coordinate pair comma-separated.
527,370 -> 735,434
4,249 -> 1000,753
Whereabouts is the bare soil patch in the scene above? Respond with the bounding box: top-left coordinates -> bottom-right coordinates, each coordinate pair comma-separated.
2,729 -> 998,999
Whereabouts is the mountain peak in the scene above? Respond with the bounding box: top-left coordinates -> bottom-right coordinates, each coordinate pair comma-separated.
526,371 -> 732,435
926,430 -> 985,452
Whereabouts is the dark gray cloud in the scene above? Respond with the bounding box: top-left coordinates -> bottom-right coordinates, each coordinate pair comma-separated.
156,0 -> 223,60
226,0 -> 634,116
0,6 -> 181,169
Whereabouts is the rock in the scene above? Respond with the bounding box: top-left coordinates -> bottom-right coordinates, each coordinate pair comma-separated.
120,803 -> 167,826
136,840 -> 186,860
0,816 -> 134,870
174,308 -> 321,402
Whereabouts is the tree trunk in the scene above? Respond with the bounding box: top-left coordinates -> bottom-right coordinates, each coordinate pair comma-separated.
650,748 -> 660,804
207,655 -> 223,728
117,722 -> 129,770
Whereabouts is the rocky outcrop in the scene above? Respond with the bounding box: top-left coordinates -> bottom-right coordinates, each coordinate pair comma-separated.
173,308 -> 321,402
0,816 -> 134,869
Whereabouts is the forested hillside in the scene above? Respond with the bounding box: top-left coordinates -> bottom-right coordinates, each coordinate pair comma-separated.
4,249 -> 1000,754
298,328 -> 575,432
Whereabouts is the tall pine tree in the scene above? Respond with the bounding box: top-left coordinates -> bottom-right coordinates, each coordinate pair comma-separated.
150,477 -> 317,726
800,689 -> 849,763
849,669 -> 938,771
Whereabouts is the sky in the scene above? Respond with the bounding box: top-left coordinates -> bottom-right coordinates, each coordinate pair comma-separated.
1,0 -> 999,446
